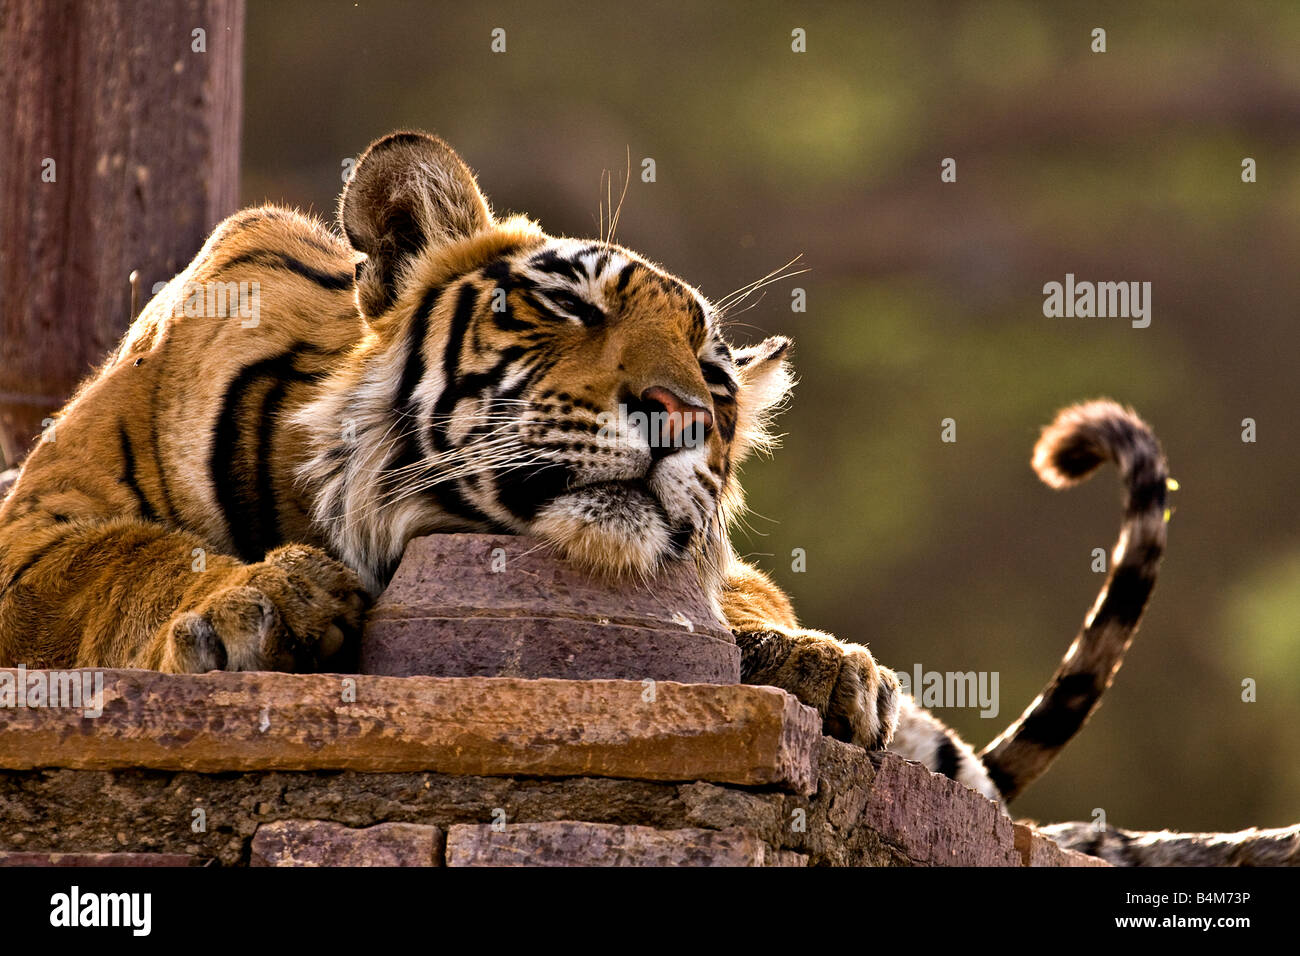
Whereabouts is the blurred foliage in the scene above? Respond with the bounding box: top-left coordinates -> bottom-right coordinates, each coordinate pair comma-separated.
242,0 -> 1300,830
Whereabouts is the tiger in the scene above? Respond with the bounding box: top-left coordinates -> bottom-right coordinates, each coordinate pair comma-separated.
0,130 -> 1244,863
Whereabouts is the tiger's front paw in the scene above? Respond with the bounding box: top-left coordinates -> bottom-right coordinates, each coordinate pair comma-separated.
738,630 -> 901,750
161,545 -> 367,673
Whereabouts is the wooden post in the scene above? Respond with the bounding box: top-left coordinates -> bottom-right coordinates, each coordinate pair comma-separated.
0,0 -> 244,466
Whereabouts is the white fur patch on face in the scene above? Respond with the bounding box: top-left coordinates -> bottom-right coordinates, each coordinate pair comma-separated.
531,483 -> 670,578
647,444 -> 715,535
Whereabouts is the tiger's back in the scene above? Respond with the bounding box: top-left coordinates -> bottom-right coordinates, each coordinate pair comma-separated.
0,208 -> 363,667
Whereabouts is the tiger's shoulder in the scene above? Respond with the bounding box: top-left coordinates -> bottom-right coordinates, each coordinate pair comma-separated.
1,205 -> 364,546
116,205 -> 359,361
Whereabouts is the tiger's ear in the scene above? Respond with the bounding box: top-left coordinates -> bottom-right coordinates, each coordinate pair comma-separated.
340,131 -> 494,317
732,335 -> 794,461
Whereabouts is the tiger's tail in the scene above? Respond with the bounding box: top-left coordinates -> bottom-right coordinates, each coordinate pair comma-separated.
980,400 -> 1169,803
1040,821 -> 1300,866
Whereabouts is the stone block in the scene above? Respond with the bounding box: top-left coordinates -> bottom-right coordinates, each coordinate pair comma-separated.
361,534 -> 739,684
250,820 -> 442,867
445,821 -> 773,867
863,752 -> 1020,866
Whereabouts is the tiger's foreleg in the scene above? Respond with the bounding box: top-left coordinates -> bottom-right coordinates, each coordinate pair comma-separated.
721,558 -> 901,750
0,517 -> 365,672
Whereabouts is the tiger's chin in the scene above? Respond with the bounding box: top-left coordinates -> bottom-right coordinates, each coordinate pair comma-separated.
529,481 -> 677,579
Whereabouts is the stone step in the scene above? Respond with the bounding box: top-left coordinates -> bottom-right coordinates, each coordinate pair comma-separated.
444,821 -> 800,867
0,669 -> 819,793
251,821 -> 443,867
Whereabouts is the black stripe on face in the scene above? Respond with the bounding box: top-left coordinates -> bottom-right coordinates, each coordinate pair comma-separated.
118,425 -> 158,522
538,289 -> 604,327
399,274 -> 576,528
516,289 -> 562,322
485,349 -> 545,405
211,347 -> 326,561
382,286 -> 443,484
411,283 -> 495,524
431,284 -> 556,523
493,461 -> 574,522
443,347 -> 529,414
490,354 -> 559,429
528,249 -> 582,281
699,361 -> 737,395
379,283 -> 527,535
380,280 -> 514,532
214,251 -> 352,291
715,406 -> 737,444
688,299 -> 707,342
429,283 -> 483,447
397,288 -> 438,414
491,305 -> 533,333
434,346 -> 534,507
613,261 -> 639,294
478,262 -> 534,333
444,284 -> 481,383
481,257 -> 513,283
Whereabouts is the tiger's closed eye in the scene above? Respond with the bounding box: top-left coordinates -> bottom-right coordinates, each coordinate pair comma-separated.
543,290 -> 604,326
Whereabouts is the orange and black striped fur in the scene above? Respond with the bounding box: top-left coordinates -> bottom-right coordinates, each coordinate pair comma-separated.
0,132 -> 1167,819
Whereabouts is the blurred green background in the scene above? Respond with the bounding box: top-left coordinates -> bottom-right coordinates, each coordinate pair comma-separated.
240,1 -> 1300,830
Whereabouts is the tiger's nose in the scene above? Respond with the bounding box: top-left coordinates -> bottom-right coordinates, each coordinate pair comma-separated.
638,385 -> 713,458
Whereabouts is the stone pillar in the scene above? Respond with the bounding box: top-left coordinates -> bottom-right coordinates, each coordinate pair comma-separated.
0,0 -> 244,464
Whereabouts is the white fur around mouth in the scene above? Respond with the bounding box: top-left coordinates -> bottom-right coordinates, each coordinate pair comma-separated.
529,481 -> 671,578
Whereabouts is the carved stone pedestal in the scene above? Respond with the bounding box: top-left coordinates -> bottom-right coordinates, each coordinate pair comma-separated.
360,534 -> 740,684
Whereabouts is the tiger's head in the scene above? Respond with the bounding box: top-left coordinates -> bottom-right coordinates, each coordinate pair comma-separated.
307,132 -> 792,591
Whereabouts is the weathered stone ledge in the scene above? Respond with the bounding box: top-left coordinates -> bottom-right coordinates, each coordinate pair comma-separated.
0,669 -> 819,793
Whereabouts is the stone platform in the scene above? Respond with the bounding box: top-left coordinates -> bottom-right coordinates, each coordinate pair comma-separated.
0,668 -> 1102,867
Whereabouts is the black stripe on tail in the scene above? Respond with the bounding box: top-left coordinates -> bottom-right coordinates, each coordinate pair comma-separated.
979,400 -> 1169,803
